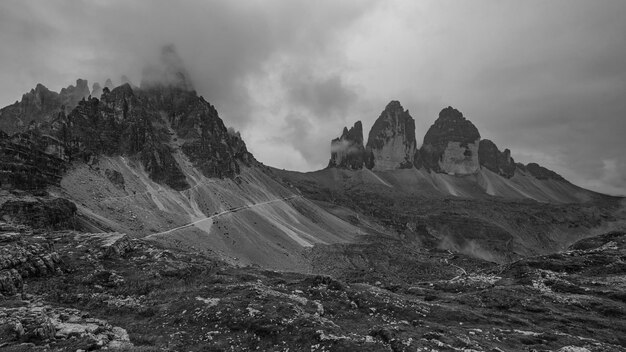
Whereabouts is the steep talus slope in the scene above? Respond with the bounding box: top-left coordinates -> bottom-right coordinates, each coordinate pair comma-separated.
0,131 -> 67,190
0,46 -> 373,272
56,154 -> 364,271
276,166 -> 624,263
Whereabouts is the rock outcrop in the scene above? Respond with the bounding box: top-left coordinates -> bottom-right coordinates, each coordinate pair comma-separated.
0,46 -> 254,192
0,79 -> 91,135
91,82 -> 103,99
0,300 -> 133,349
0,84 -> 64,135
59,79 -> 90,108
0,198 -> 77,229
0,234 -> 61,295
418,106 -> 481,175
0,131 -> 67,190
365,101 -> 416,170
50,77 -> 253,188
518,162 -> 567,182
478,139 -> 516,178
328,121 -> 366,169
104,78 -> 114,90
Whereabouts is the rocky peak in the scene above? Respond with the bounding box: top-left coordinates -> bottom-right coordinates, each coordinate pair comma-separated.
418,106 -> 481,175
478,139 -> 516,178
104,78 -> 114,90
59,79 -> 90,106
365,100 -> 416,170
52,80 -> 254,188
91,82 -> 103,99
328,121 -> 366,169
517,162 -> 567,182
141,44 -> 194,91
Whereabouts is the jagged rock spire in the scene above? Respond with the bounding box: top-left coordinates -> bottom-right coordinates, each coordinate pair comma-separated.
365,100 -> 416,170
418,106 -> 481,175
328,121 -> 366,169
478,139 -> 516,178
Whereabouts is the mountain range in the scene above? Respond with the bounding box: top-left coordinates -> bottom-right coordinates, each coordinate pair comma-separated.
0,46 -> 625,351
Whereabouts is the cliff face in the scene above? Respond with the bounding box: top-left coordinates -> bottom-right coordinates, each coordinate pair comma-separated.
518,162 -> 568,182
0,131 -> 67,190
328,121 -> 366,170
478,139 -> 516,178
0,80 -> 91,135
0,48 -> 255,192
419,106 -> 481,175
49,82 -> 253,190
365,101 -> 416,170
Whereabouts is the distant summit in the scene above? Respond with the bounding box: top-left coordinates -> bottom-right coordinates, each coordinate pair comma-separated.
0,79 -> 91,135
327,100 -> 571,190
140,44 -> 194,91
478,139 -> 516,178
418,106 -> 481,175
0,47 -> 255,191
328,121 -> 366,170
365,101 -> 417,170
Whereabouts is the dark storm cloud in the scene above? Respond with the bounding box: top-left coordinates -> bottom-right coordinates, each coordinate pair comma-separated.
452,1 -> 626,195
282,70 -> 358,119
0,0 -> 375,120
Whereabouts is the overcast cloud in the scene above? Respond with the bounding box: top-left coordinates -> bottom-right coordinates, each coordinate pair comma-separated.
0,0 -> 624,195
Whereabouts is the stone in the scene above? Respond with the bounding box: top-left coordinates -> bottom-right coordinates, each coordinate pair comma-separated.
104,169 -> 125,189
0,131 -> 67,190
0,269 -> 23,295
365,101 -> 416,170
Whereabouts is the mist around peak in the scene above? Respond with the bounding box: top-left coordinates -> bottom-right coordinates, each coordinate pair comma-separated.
140,44 -> 194,91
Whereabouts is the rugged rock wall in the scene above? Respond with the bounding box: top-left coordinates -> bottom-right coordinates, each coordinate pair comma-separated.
0,80 -> 91,135
328,121 -> 366,169
365,101 -> 416,170
0,231 -> 61,295
478,139 -> 516,178
418,106 -> 481,175
0,132 -> 67,190
518,162 -> 567,182
0,198 -> 77,229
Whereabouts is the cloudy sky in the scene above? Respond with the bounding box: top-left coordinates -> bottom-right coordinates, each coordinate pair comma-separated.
1,0 -> 625,195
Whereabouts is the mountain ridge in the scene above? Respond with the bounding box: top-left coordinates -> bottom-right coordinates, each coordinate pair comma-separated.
325,100 -> 584,203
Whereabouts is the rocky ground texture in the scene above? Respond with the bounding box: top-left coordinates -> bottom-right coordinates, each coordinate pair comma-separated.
0,217 -> 624,351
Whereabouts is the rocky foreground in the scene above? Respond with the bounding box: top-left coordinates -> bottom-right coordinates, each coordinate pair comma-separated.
0,219 -> 624,351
